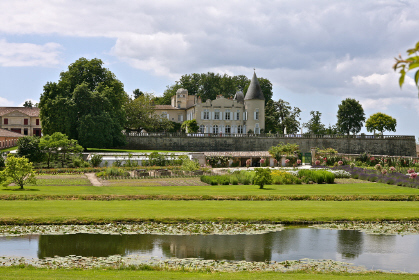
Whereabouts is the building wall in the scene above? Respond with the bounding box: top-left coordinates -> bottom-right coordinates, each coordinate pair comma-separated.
124,134 -> 417,156
0,136 -> 21,149
0,112 -> 41,136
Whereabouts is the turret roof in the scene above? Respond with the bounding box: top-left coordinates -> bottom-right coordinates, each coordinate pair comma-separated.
244,72 -> 265,100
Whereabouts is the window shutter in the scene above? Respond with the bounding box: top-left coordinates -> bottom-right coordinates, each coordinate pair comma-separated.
210,126 -> 213,133
244,125 -> 246,134
212,112 -> 214,120
254,112 -> 257,120
201,112 -> 204,120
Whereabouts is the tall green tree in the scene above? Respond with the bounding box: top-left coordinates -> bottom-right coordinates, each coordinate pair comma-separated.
23,100 -> 34,108
125,94 -> 173,132
17,136 -> 44,163
39,132 -> 83,168
155,72 -> 273,105
132,89 -> 144,99
303,111 -> 326,134
253,168 -> 272,189
365,112 -> 397,134
336,98 -> 365,135
39,58 -> 128,148
393,41 -> 419,98
2,154 -> 36,189
265,99 -> 301,134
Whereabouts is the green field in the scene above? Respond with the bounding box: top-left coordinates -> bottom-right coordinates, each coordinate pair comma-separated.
0,268 -> 416,279
1,200 -> 418,223
3,176 -> 419,196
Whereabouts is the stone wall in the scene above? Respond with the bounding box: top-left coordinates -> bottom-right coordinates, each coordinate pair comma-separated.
124,133 -> 417,157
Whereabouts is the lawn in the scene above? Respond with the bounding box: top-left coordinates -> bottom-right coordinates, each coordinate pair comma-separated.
1,200 -> 419,223
0,268 -> 416,280
3,176 -> 419,196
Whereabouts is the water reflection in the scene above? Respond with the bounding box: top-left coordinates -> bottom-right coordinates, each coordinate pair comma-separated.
1,227 -> 419,272
337,230 -> 363,259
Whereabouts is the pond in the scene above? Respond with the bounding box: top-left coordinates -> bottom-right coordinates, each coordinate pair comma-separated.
1,227 -> 419,272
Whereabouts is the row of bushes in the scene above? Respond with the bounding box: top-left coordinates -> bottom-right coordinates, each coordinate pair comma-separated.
200,169 -> 337,186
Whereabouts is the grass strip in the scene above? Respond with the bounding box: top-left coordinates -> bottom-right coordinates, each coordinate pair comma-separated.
2,194 -> 419,201
4,182 -> 419,196
1,200 -> 419,224
0,267 -> 417,279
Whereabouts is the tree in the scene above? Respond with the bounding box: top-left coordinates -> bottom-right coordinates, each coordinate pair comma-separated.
393,41 -> 419,98
365,112 -> 397,134
336,98 -> 365,135
2,154 -> 36,189
23,100 -> 33,108
181,119 -> 199,133
125,93 -> 173,132
17,136 -> 44,163
154,72 -> 273,105
303,111 -> 326,134
253,168 -> 272,189
39,57 -> 128,148
265,99 -> 301,134
39,132 -> 83,168
132,89 -> 144,99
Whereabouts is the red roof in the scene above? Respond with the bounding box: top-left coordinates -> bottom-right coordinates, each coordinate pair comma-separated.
0,128 -> 24,138
0,107 -> 40,117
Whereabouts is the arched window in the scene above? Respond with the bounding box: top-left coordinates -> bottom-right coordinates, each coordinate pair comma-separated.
213,125 -> 219,134
225,125 -> 231,134
199,125 -> 205,133
238,125 -> 243,134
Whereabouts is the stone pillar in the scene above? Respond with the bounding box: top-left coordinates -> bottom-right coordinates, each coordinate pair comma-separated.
310,148 -> 317,165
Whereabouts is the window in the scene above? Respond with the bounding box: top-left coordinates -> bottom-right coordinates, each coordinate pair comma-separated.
238,125 -> 243,134
225,125 -> 231,134
4,118 -> 8,125
213,125 -> 218,134
236,110 -> 240,120
203,109 -> 210,120
243,111 -> 248,120
36,119 -> 40,125
24,119 -> 28,125
178,115 -> 183,122
254,109 -> 259,120
225,109 -> 230,120
177,101 -> 181,108
161,112 -> 169,119
255,123 -> 260,134
199,125 -> 205,133
24,128 -> 28,135
214,109 -> 220,120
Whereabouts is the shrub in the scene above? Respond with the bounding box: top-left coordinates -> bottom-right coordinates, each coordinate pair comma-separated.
90,154 -> 103,167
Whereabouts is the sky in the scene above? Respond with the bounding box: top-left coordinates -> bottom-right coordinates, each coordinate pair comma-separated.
1,0 -> 419,139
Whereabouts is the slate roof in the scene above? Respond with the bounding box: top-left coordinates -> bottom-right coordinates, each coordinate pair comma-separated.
0,128 -> 24,138
244,72 -> 265,100
0,107 -> 40,117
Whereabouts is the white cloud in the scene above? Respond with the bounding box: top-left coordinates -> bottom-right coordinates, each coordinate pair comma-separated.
0,39 -> 62,67
0,97 -> 14,106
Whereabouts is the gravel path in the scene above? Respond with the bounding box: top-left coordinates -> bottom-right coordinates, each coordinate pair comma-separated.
85,173 -> 102,186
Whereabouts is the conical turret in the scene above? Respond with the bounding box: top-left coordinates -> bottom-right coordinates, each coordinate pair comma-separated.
244,72 -> 265,100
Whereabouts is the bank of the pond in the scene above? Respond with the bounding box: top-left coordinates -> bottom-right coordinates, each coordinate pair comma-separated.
0,223 -> 284,236
1,200 -> 419,224
2,267 -> 417,280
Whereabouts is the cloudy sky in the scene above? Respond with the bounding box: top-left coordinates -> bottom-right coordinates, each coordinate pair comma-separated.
1,0 -> 418,138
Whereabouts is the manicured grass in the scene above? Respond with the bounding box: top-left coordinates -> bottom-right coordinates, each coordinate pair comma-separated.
0,146 -> 17,152
1,200 -> 419,223
86,148 -> 188,153
0,267 -> 416,279
4,179 -> 419,196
